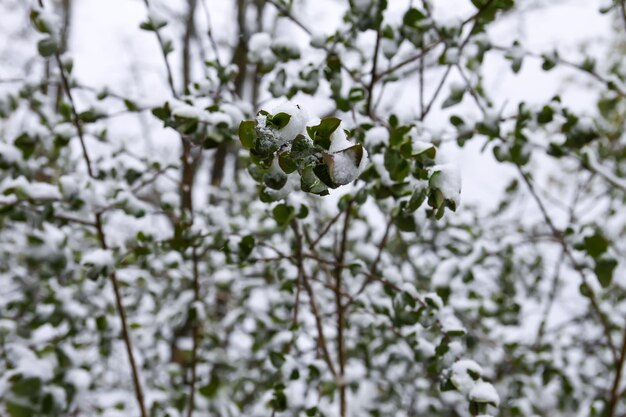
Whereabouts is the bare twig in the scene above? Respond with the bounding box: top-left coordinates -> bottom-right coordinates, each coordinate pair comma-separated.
516,166 -> 618,363
334,202 -> 352,417
36,1 -> 148,414
291,223 -> 339,378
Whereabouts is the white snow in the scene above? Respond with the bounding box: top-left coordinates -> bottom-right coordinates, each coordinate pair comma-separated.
326,124 -> 369,184
412,140 -> 436,157
272,102 -> 308,144
431,164 -> 461,207
381,38 -> 398,58
365,126 -> 389,150
248,32 -> 276,66
0,142 -> 21,163
271,37 -> 300,56
27,182 -> 63,200
469,381 -> 500,407
445,47 -> 460,64
172,103 -> 202,119
329,151 -> 360,185
53,122 -> 76,138
583,150 -> 626,192
329,126 -> 352,153
82,248 -> 114,268
1,176 -> 61,200
451,359 -> 483,393
439,308 -> 466,335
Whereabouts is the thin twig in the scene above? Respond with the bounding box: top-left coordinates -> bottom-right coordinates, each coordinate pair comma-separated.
365,0 -> 383,117
516,165 -> 618,363
334,202 -> 352,417
291,223 -> 338,378
37,1 -> 148,414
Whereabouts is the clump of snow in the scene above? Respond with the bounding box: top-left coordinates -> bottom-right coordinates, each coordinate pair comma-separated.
248,32 -> 277,67
0,142 -> 21,164
425,292 -> 444,309
449,81 -> 465,95
1,176 -> 61,200
353,0 -> 373,12
431,164 -> 461,207
451,359 -> 483,393
329,126 -> 352,153
172,103 -> 203,119
327,124 -> 369,185
220,103 -> 246,127
439,308 -> 466,335
66,368 -> 92,390
329,151 -> 361,185
53,123 -> 75,138
82,249 -> 114,268
381,38 -> 398,58
444,47 -> 460,64
272,102 -> 308,144
412,140 -> 436,157
469,381 -> 500,407
365,126 -> 388,150
28,182 -> 62,200
271,37 -> 300,57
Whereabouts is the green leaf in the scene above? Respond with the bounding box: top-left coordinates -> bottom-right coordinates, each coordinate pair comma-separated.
269,112 -> 291,129
306,407 -> 319,416
594,258 -> 617,288
37,37 -> 58,58
403,8 -> 426,27
273,204 -> 296,226
307,117 -> 341,150
162,39 -> 174,55
406,185 -> 428,212
152,103 -> 172,121
6,401 -> 33,417
79,110 -> 101,123
313,163 -> 338,189
238,235 -> 255,260
301,166 -> 329,195
537,105 -> 554,124
541,52 -> 558,71
269,351 -> 286,368
395,212 -> 416,232
124,99 -> 139,112
12,376 -> 41,397
14,133 -> 37,159
199,375 -> 220,398
278,152 -> 297,174
263,169 -> 288,190
442,88 -> 465,109
238,120 -> 257,149
139,19 -> 167,31
291,134 -> 316,161
583,232 -> 609,259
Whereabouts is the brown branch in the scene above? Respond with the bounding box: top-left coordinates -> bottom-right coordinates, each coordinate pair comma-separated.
291,223 -> 338,379
516,165 -> 618,363
141,0 -> 177,97
36,2 -> 148,415
365,1 -> 383,117
607,322 -> 626,417
308,210 -> 344,250
334,202 -> 352,417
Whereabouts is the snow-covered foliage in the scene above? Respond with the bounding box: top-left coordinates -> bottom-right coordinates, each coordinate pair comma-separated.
0,0 -> 625,417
